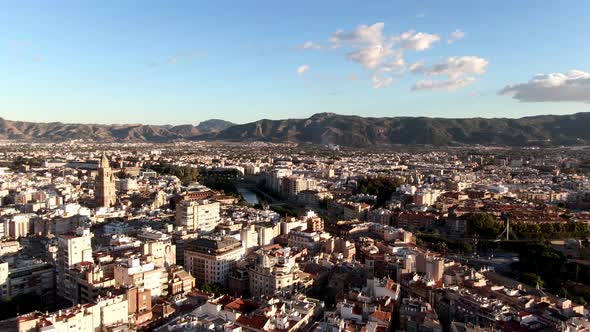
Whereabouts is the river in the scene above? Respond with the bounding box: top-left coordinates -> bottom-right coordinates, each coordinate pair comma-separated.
237,187 -> 260,205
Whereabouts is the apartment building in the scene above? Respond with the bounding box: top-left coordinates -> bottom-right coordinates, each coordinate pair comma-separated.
184,236 -> 244,286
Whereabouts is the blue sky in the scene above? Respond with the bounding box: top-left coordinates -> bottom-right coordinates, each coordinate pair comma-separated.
1,1 -> 589,125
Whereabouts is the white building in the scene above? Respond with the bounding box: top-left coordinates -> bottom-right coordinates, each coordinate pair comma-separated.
175,199 -> 220,233
184,236 -> 244,286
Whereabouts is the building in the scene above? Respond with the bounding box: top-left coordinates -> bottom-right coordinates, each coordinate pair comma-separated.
95,152 -> 116,207
287,229 -> 324,252
264,168 -> 292,195
184,236 -> 244,286
249,247 -> 301,297
57,228 -> 94,304
0,260 -> 55,308
62,262 -> 115,304
167,265 -> 195,297
281,176 -> 317,200
175,199 -> 220,233
5,214 -> 32,239
114,257 -> 165,298
416,252 -> 445,282
17,292 -> 129,332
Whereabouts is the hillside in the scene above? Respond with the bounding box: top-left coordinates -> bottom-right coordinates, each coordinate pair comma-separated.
2,112 -> 590,146
198,112 -> 590,147
0,118 -> 234,143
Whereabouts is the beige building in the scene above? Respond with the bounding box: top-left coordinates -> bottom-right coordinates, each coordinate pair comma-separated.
57,228 -> 94,304
5,214 -> 33,239
63,262 -> 115,304
175,199 -> 220,233
142,240 -> 176,269
184,236 -> 244,286
416,251 -> 445,282
95,152 -> 117,207
17,293 -> 129,332
249,247 -> 301,297
168,265 -> 195,296
114,257 -> 165,298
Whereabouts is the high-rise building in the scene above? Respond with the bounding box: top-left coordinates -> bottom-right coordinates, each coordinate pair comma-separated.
175,199 -> 220,233
184,236 -> 244,286
56,228 -> 93,304
95,152 -> 116,207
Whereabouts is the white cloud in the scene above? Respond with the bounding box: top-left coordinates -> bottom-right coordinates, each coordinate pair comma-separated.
347,44 -> 392,69
372,75 -> 394,88
410,56 -> 487,91
393,30 -> 440,51
379,57 -> 406,73
448,29 -> 466,44
297,65 -> 310,76
331,22 -> 386,47
408,61 -> 425,74
427,56 -> 488,80
499,70 -> 590,103
300,41 -> 322,50
412,77 -> 476,91
299,22 -> 485,91
415,13 -> 426,19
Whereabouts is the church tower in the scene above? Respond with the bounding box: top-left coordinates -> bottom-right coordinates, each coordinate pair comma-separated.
95,152 -> 116,207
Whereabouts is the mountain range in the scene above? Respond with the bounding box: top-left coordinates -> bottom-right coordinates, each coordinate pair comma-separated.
0,118 -> 234,143
2,112 -> 590,146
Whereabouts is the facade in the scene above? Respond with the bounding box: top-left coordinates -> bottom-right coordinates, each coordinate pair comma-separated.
175,199 -> 220,233
57,228 -> 94,304
17,293 -> 129,332
184,236 -> 244,286
63,262 -> 115,304
167,265 -> 195,296
95,153 -> 117,207
249,247 -> 300,297
287,229 -> 324,252
0,260 -> 55,308
114,257 -> 165,298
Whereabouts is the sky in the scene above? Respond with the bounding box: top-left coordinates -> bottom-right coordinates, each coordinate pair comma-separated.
1,1 -> 589,125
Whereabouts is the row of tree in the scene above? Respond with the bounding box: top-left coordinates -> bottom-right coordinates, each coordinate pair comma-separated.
513,243 -> 590,305
467,213 -> 590,240
356,175 -> 404,207
148,163 -> 242,195
148,163 -> 201,186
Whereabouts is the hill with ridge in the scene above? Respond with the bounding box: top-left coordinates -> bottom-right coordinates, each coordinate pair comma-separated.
198,112 -> 590,147
0,118 -> 233,142
2,112 -> 590,146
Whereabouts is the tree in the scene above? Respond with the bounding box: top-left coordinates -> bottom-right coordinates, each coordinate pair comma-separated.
435,242 -> 448,255
521,272 -> 544,288
356,176 -> 404,207
468,213 -> 503,239
200,283 -> 226,296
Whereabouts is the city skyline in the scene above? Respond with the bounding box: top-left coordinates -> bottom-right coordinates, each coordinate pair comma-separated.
1,1 -> 589,125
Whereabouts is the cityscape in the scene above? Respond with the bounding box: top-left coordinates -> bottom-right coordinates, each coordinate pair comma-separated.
0,141 -> 587,331
1,1 -> 590,331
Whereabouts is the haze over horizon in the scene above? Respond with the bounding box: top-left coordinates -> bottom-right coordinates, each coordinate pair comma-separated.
2,1 -> 589,125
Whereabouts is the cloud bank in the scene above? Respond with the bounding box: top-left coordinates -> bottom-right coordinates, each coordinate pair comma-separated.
301,23 -> 486,90
499,70 -> 590,103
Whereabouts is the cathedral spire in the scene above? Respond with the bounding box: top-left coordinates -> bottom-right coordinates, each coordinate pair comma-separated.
96,151 -> 116,207
100,151 -> 110,169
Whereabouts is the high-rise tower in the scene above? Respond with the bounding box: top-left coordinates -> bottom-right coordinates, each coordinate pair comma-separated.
95,152 -> 116,207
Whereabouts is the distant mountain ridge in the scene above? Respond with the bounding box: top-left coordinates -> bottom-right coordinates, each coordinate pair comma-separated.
0,118 -> 234,143
197,112 -> 590,147
2,112 -> 590,146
